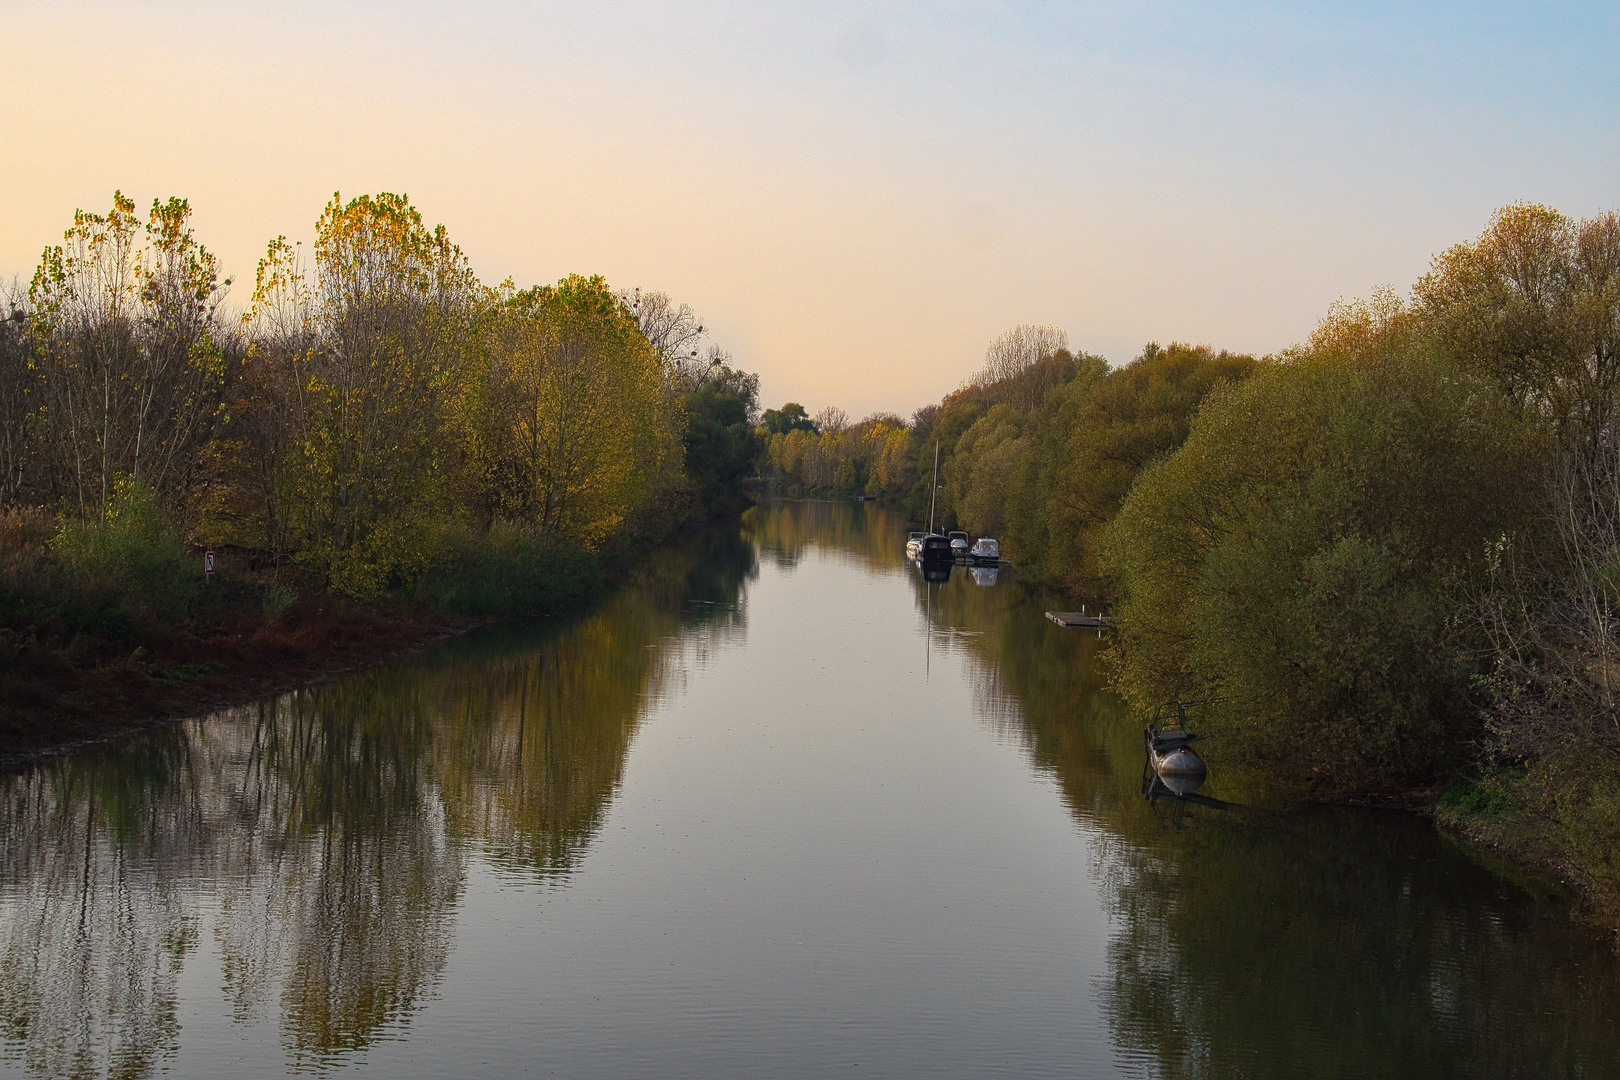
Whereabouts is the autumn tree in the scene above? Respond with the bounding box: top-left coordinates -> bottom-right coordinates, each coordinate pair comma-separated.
1022,343 -> 1256,590
760,414 -> 911,497
0,282 -> 34,510
974,324 -> 1070,410
1103,343 -> 1534,791
620,288 -> 705,376
28,192 -> 228,522
1416,204 -> 1620,455
245,192 -> 480,595
1416,206 -> 1620,831
940,403 -> 1024,537
464,275 -> 678,547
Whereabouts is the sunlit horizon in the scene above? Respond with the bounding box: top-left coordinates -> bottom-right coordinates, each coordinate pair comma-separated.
3,0 -> 1614,418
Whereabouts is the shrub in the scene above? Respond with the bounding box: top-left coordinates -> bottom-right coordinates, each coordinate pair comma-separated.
51,479 -> 198,620
1103,347 -> 1537,792
413,521 -> 603,617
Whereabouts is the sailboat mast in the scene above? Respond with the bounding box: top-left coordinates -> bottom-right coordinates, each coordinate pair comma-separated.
928,438 -> 939,533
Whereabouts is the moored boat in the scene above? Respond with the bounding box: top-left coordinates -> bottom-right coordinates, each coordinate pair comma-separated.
968,537 -> 1000,563
948,531 -> 970,560
907,439 -> 955,565
1145,705 -> 1207,794
908,533 -> 954,562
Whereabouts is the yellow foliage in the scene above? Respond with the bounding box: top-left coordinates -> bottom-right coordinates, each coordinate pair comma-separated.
762,417 -> 912,496
245,192 -> 480,596
461,274 -> 677,548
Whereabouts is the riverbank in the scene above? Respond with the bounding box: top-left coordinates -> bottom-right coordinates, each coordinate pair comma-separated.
1180,733 -> 1620,928
0,594 -> 482,767
0,509 -> 754,768
5,496 -> 1614,1076
1435,774 -> 1620,929
0,508 -> 602,767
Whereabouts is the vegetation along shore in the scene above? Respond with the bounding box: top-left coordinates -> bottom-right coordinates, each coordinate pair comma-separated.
5,191 -> 1620,923
762,203 -> 1620,923
0,191 -> 761,762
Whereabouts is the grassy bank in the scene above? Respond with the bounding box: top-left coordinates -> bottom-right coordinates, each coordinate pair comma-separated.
0,505 -> 609,764
1438,764 -> 1620,926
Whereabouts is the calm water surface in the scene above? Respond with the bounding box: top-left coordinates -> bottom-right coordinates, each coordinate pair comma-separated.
3,501 -> 1618,1077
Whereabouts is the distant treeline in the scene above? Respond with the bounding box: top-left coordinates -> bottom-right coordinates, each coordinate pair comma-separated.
759,329 -> 1257,592
0,190 -> 761,604
765,203 -> 1620,906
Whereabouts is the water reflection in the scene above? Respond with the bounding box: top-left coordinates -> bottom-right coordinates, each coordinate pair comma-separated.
2,502 -> 1617,1078
0,528 -> 755,1076
0,739 -> 201,1078
1097,808 -> 1620,1077
905,521 -> 1620,1077
741,497 -> 899,573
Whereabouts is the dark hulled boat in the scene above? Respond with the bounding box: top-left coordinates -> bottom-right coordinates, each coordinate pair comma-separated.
906,532 -> 954,562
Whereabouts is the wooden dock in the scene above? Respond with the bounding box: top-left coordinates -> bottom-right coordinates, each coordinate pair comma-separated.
1046,611 -> 1108,629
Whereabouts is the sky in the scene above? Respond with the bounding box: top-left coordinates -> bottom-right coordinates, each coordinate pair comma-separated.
1,1 -> 1615,418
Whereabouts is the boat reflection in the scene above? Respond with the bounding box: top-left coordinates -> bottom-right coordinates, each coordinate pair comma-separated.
912,560 -> 1000,587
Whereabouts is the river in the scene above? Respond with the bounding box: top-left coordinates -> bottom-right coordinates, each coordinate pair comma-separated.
2,500 -> 1617,1078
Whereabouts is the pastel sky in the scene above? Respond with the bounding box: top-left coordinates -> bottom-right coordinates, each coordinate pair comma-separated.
2,1 -> 1615,418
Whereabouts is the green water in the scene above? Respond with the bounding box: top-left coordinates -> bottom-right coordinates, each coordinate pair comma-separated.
1,500 -> 1616,1078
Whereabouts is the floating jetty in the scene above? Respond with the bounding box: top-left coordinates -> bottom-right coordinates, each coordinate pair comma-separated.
1046,611 -> 1107,629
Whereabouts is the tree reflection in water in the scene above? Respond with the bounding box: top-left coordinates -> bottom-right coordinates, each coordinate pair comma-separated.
743,496 -> 899,574
0,526 -> 755,1076
4,502 -> 1616,1078
914,545 -> 1620,1078
0,735 -> 202,1079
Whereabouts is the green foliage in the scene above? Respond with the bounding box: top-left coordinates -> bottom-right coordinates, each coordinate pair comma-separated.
26,192 -> 227,525
1438,770 -> 1523,820
459,274 -> 680,551
898,340 -> 1248,595
261,580 -> 298,618
413,521 -> 603,617
760,402 -> 817,435
52,478 -> 197,619
905,348 -> 1091,532
1103,346 -> 1535,791
942,403 -> 1026,537
1000,354 -> 1109,572
1415,204 -> 1620,452
1,189 -> 769,764
761,415 -> 911,496
683,380 -> 761,516
245,192 -> 478,597
905,398 -> 986,525
1024,343 -> 1256,590
233,196 -> 733,595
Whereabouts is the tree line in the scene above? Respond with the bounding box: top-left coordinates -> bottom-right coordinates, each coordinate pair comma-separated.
0,191 -> 761,605
0,530 -> 753,1076
762,203 -> 1620,897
